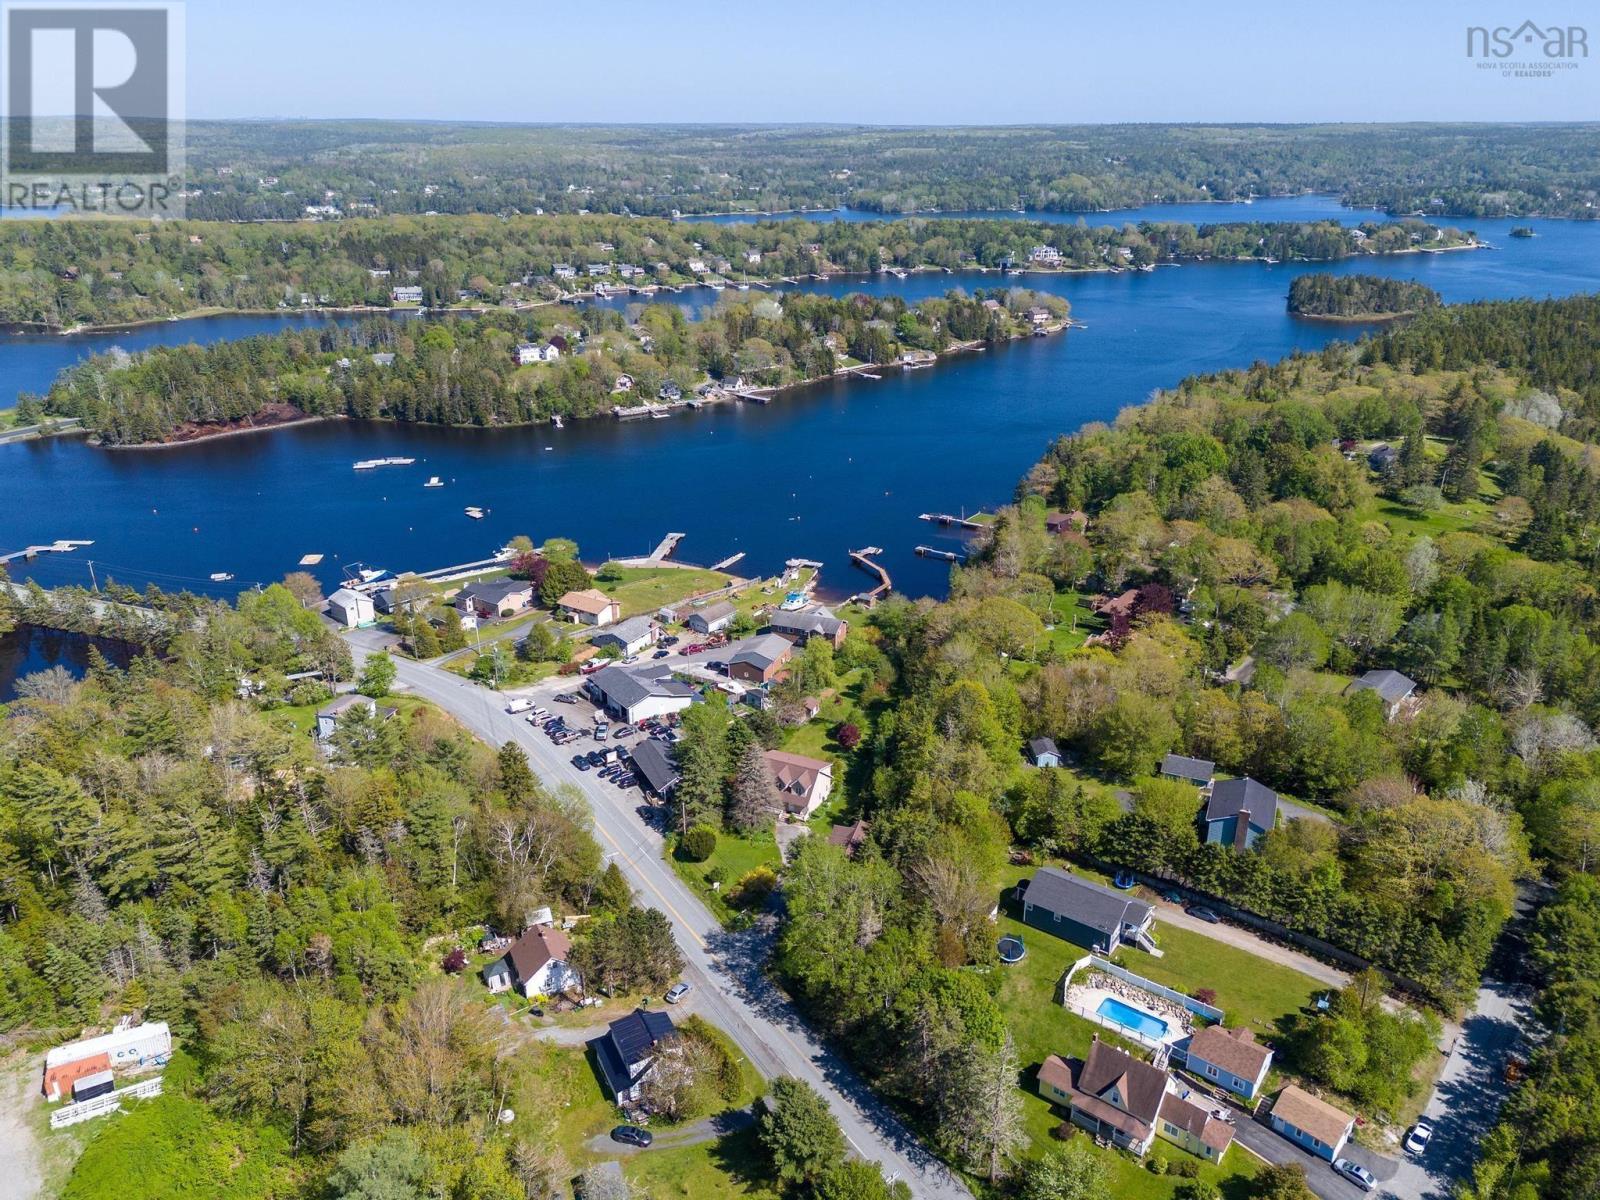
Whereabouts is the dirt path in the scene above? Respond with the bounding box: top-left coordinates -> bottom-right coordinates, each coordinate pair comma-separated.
0,1053 -> 44,1200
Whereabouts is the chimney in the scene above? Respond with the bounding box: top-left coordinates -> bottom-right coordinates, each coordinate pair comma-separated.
1234,809 -> 1252,851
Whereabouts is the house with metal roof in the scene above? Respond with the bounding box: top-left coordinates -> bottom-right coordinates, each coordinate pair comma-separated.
1017,866 -> 1157,954
1204,778 -> 1279,850
588,1009 -> 677,1104
591,615 -> 659,657
686,600 -> 736,635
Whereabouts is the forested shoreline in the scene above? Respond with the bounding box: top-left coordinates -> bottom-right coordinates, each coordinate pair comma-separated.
1287,273 -> 1442,320
0,212 -> 1472,330
29,289 -> 1067,445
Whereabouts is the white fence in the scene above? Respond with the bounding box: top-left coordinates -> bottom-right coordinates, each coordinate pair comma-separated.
1064,954 -> 1226,1022
1062,997 -> 1169,1052
50,1076 -> 164,1129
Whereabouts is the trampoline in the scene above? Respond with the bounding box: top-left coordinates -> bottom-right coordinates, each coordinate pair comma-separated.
997,935 -> 1027,964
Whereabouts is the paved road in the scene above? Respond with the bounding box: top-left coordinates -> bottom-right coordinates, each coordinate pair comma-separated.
348,631 -> 971,1200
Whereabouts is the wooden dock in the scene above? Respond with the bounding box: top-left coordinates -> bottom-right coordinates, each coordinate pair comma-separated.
711,551 -> 746,571
919,512 -> 990,531
915,545 -> 967,563
847,546 -> 892,606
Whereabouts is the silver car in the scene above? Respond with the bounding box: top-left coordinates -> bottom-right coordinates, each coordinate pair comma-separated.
1334,1158 -> 1376,1193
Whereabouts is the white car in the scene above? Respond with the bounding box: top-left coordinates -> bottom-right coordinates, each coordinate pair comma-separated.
1333,1158 -> 1376,1193
1403,1120 -> 1434,1156
664,982 -> 691,1004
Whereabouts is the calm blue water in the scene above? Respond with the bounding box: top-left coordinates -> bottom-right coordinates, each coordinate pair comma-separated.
0,197 -> 1595,602
1096,996 -> 1169,1041
0,625 -> 138,701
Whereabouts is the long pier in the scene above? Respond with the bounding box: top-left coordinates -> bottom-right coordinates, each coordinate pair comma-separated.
915,545 -> 967,563
0,538 -> 94,565
710,551 -> 746,571
919,512 -> 990,531
847,546 -> 892,606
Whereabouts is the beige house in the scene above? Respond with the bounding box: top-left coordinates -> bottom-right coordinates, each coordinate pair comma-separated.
764,749 -> 833,818
558,588 -> 621,626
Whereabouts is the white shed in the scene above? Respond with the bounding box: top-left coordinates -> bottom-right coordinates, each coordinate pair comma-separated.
327,588 -> 375,627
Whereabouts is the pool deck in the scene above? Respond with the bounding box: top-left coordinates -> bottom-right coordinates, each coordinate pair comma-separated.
1063,978 -> 1195,1051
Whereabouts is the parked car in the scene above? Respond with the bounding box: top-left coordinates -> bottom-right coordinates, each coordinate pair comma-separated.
555,693 -> 578,704
504,697 -> 534,714
1404,1120 -> 1434,1156
1333,1159 -> 1376,1193
1185,904 -> 1222,924
611,1126 -> 653,1148
1158,886 -> 1184,904
661,636 -> 679,647
707,660 -> 726,673
664,982 -> 691,1004
570,755 -> 591,770
652,649 -> 671,659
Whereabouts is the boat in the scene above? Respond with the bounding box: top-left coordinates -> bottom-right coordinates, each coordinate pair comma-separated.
735,282 -> 750,291
551,414 -> 564,428
424,476 -> 443,487
209,572 -> 234,582
353,459 -> 381,470
465,507 -> 485,519
353,456 -> 415,470
357,567 -> 387,583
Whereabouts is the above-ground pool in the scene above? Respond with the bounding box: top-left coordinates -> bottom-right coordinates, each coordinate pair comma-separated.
1096,996 -> 1169,1041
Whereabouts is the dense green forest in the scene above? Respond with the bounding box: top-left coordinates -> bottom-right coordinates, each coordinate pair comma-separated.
29,288 -> 1065,444
0,211 -> 1472,329
1286,273 -> 1441,319
625,293 -> 1600,1197
173,121 -> 1600,221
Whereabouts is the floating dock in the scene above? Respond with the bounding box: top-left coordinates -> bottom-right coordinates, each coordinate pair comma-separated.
0,539 -> 93,565
915,545 -> 967,563
919,512 -> 990,531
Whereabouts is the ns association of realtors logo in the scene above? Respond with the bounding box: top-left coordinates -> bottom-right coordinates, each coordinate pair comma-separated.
1467,19 -> 1588,78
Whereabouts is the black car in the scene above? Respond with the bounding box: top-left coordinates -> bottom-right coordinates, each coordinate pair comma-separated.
611,1125 -> 653,1148
1185,904 -> 1222,924
587,750 -> 607,767
707,660 -> 727,673
652,649 -> 671,659
571,754 -> 591,770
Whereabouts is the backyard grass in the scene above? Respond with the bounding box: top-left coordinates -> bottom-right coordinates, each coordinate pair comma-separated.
265,693 -> 431,738
593,564 -> 733,617
1042,588 -> 1099,654
626,1125 -> 779,1200
667,828 -> 782,927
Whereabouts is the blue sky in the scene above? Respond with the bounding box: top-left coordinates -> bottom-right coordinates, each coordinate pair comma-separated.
186,0 -> 1599,123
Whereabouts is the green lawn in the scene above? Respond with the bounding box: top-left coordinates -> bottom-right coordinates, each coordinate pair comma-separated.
667,829 -> 783,927
626,1124 -> 779,1200
593,564 -> 734,617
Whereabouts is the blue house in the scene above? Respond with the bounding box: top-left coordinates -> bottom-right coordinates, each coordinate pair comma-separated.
1269,1084 -> 1354,1161
1181,1025 -> 1273,1101
1203,778 -> 1278,851
1028,737 -> 1063,768
1017,867 -> 1157,955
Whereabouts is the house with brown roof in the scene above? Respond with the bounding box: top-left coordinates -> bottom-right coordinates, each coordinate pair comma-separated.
1045,510 -> 1088,536
558,588 -> 621,627
764,749 -> 833,818
1038,1038 -> 1234,1162
1268,1084 -> 1354,1161
482,923 -> 580,999
1182,1025 -> 1274,1100
828,819 -> 870,857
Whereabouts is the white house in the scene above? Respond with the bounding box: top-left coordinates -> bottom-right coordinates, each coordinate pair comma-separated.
515,342 -> 560,365
587,662 -> 698,724
591,615 -> 658,657
482,923 -> 580,999
327,587 -> 375,628
686,600 -> 736,635
687,258 -> 708,274
764,750 -> 833,818
553,263 -> 577,279
43,1021 -> 172,1100
390,285 -> 424,305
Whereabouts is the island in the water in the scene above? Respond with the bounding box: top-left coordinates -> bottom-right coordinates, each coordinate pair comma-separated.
1286,272 -> 1441,322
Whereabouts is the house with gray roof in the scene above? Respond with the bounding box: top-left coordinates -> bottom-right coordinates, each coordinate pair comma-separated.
587,663 -> 698,724
1204,777 -> 1278,850
591,615 -> 658,657
628,737 -> 680,797
764,606 -> 847,648
454,578 -> 534,620
1017,866 -> 1157,954
1344,668 -> 1416,720
1161,753 -> 1215,788
686,600 -> 736,635
728,633 -> 793,684
1029,737 -> 1063,767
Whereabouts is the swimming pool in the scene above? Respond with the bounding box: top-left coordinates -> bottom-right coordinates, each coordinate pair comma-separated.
1096,996 -> 1170,1041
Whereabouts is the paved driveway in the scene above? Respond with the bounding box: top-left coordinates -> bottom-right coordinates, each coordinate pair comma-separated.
348,633 -> 972,1200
